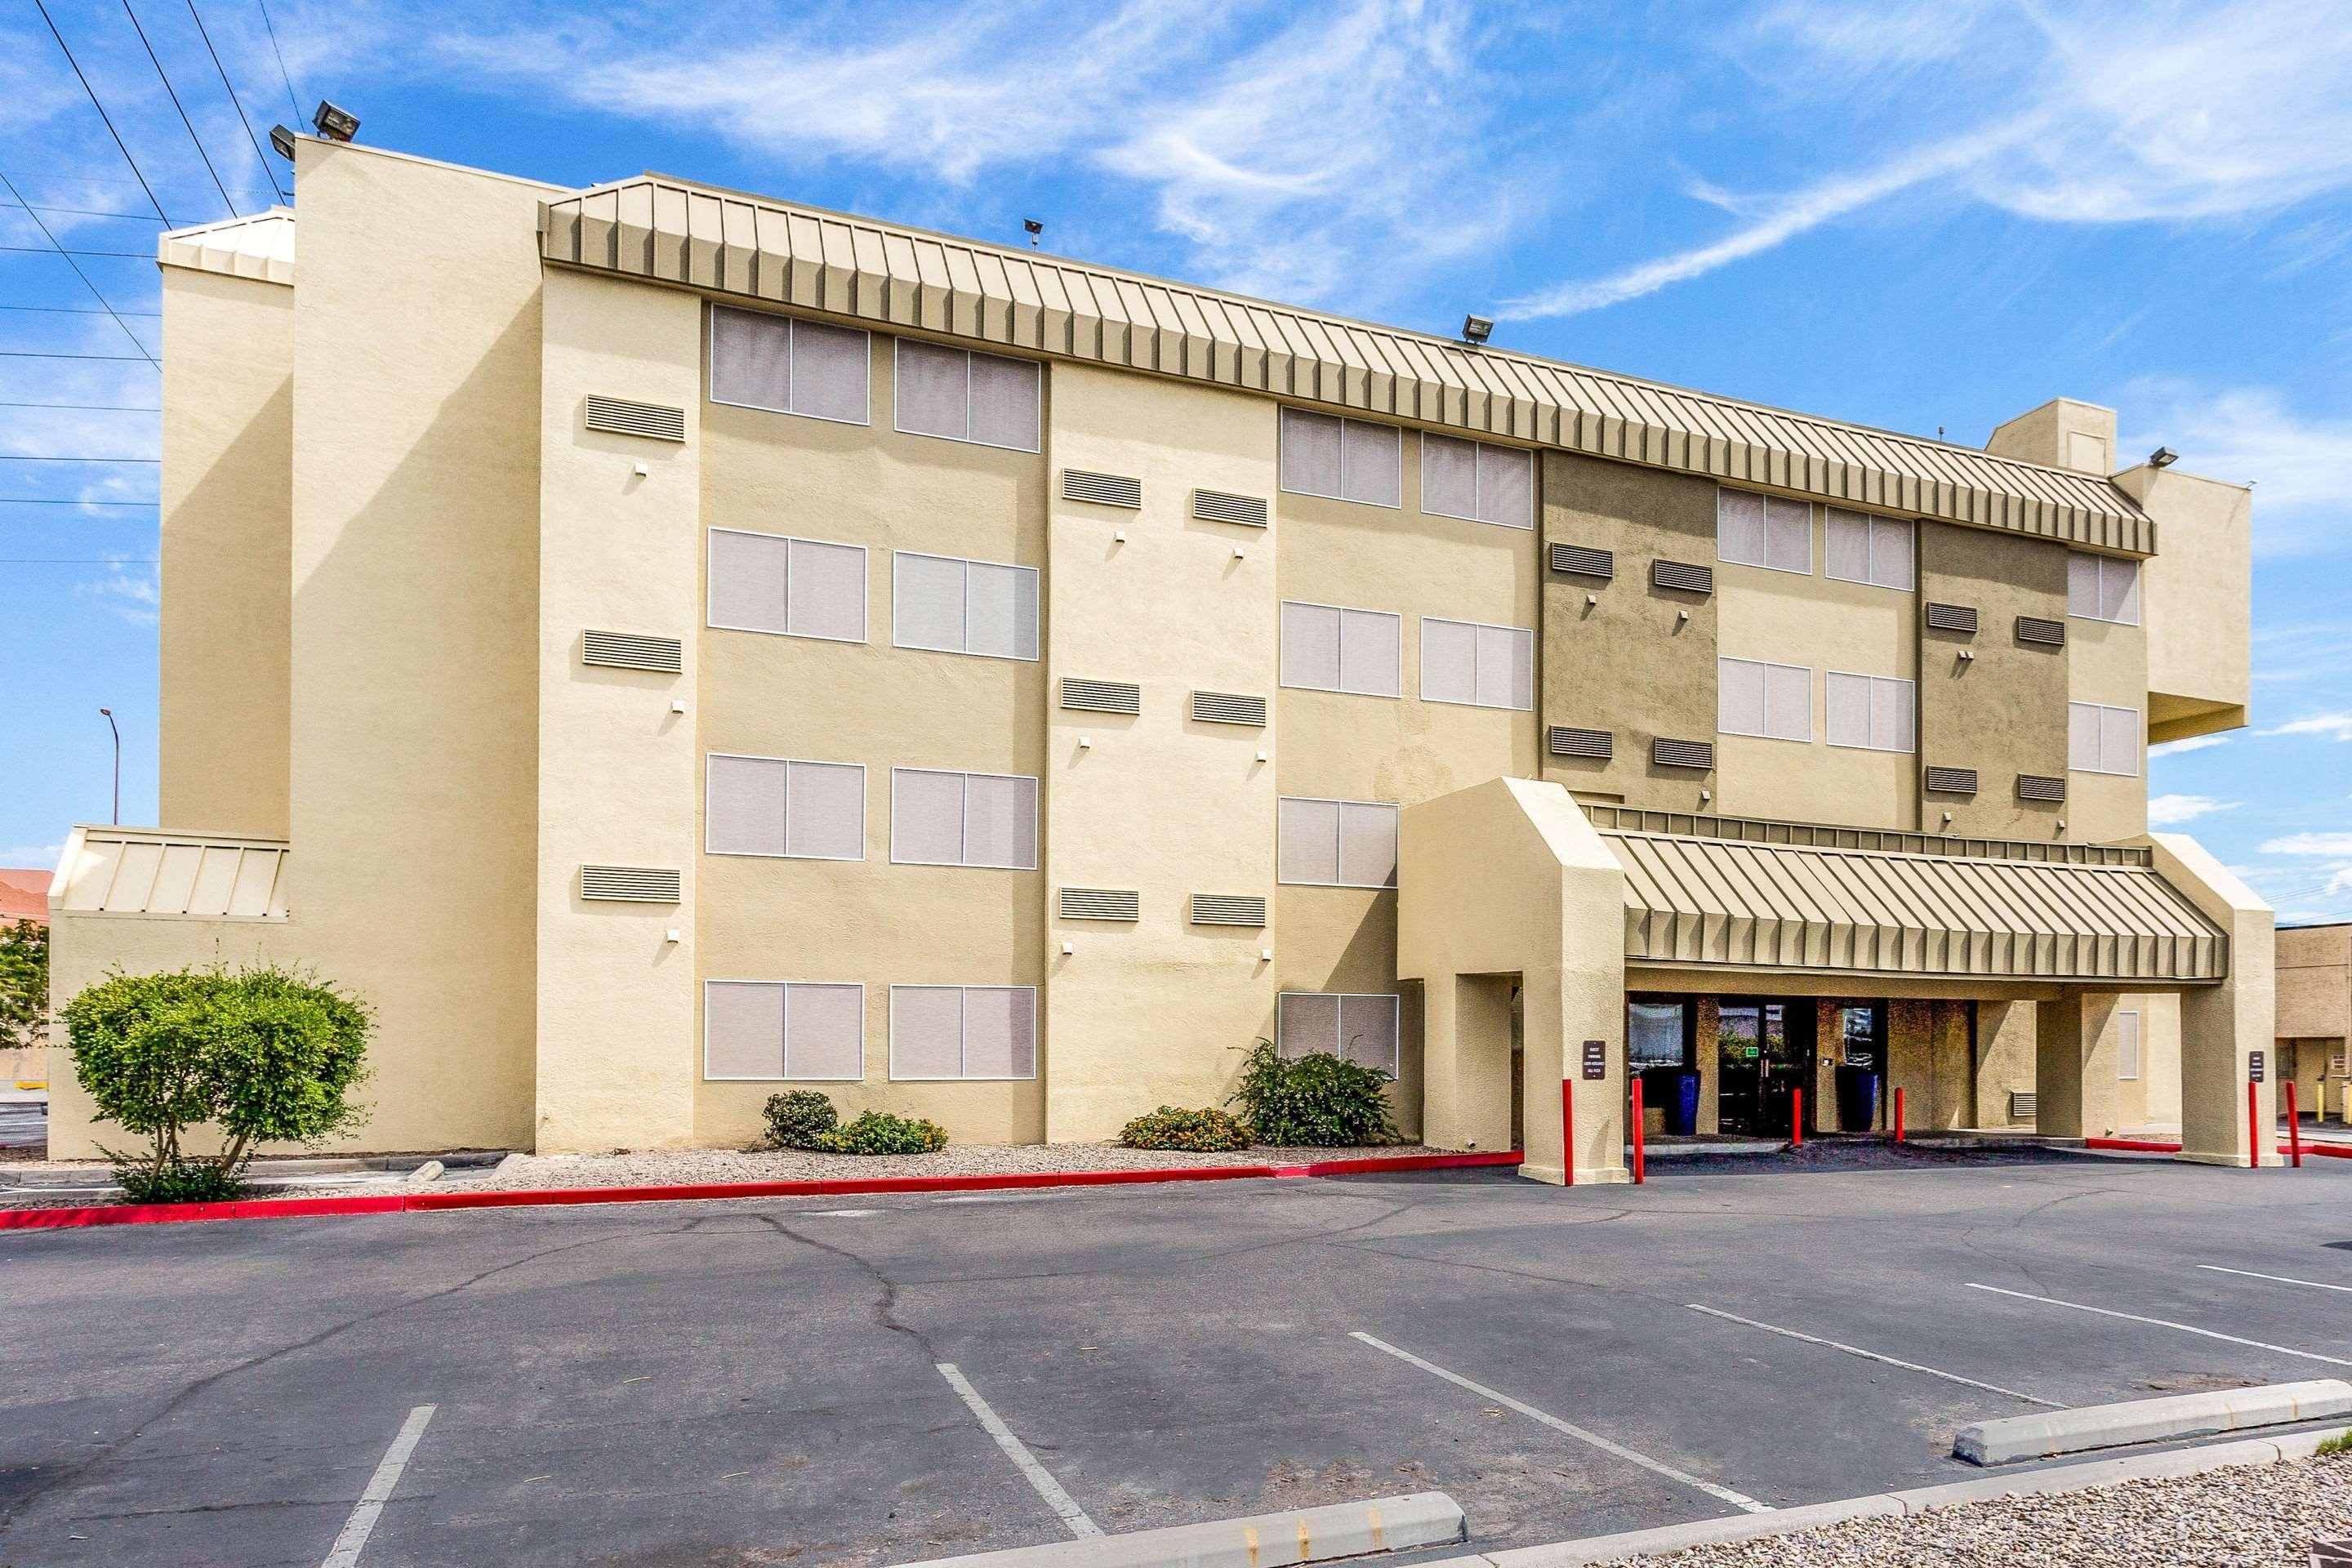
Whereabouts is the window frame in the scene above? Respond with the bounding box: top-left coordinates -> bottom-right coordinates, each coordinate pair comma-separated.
706,304 -> 873,427
1418,615 -> 1535,711
889,336 -> 1043,454
1276,990 -> 1403,1077
1626,996 -> 1695,1070
1278,598 -> 1403,699
1717,655 -> 1814,744
2068,700 -> 2142,777
1418,431 -> 1535,529
1276,795 -> 1401,889
887,765 -> 1040,871
890,549 -> 1042,663
1824,669 -> 1918,754
2116,1008 -> 2141,1081
1824,508 -> 1915,591
702,978 -> 867,1083
705,528 -> 871,644
1278,407 -> 1404,510
1716,486 -> 1814,576
2068,551 -> 2142,626
886,983 -> 1040,1082
704,751 -> 868,862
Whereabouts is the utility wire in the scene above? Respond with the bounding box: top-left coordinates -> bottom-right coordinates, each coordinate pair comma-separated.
122,0 -> 239,217
34,0 -> 176,225
254,0 -> 302,124
2,198 -> 170,223
2,456 -> 163,463
0,497 -> 158,506
0,303 -> 162,317
0,244 -> 155,258
0,170 -> 159,364
0,350 -> 160,363
0,558 -> 160,564
0,402 -> 162,412
187,0 -> 285,202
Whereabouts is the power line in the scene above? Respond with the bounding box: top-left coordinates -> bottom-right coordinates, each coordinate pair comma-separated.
0,558 -> 158,564
187,0 -> 287,203
34,0 -> 176,226
0,244 -> 156,258
122,0 -> 239,217
0,401 -> 161,412
2,456 -> 162,463
0,303 -> 162,318
254,0 -> 302,124
0,169 -> 160,365
0,497 -> 158,506
2,198 -> 170,223
0,350 -> 160,363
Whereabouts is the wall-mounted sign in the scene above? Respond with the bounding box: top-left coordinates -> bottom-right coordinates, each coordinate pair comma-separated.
1581,1040 -> 1606,1080
2249,1050 -> 2265,1084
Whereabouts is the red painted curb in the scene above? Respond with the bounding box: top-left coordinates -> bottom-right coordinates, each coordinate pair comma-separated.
0,1149 -> 1522,1231
2084,1135 -> 2352,1161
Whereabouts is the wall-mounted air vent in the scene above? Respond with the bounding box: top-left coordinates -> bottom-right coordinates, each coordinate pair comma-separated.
1549,543 -> 1615,579
581,630 -> 684,674
1650,559 -> 1713,595
2016,615 -> 2067,648
1191,893 -> 1267,928
1192,488 -> 1268,527
1059,887 -> 1140,921
1923,765 -> 1979,795
1925,602 -> 1979,635
1191,690 -> 1267,726
2016,773 -> 2067,803
583,394 -> 686,443
1652,737 -> 1715,771
1062,470 -> 1143,509
580,864 -> 682,903
2011,1091 -> 2038,1120
1548,726 -> 1613,760
1062,678 -> 1141,715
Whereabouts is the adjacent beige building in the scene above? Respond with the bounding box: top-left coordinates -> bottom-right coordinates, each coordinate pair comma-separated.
43,138 -> 2276,1174
2278,924 -> 2350,1122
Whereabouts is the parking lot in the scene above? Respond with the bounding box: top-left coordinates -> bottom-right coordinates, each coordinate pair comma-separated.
5,1148 -> 2352,1567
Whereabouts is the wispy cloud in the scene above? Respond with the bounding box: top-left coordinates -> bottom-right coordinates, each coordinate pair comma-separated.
2147,793 -> 2240,826
2150,733 -> 2232,757
2261,712 -> 2352,741
2118,381 -> 2352,558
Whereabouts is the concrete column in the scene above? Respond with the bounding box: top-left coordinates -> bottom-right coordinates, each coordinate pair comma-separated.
1525,964 -> 1628,1186
1695,996 -> 1721,1135
2152,834 -> 2278,1168
1813,999 -> 1839,1133
1423,973 -> 1514,1153
1976,1000 -> 2034,1128
2034,991 -> 2120,1138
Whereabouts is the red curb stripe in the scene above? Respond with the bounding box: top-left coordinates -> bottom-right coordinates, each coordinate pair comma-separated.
0,1150 -> 1522,1231
2084,1136 -> 2352,1161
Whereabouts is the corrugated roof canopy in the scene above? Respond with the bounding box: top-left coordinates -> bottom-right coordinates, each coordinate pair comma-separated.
1602,825 -> 2225,982
540,175 -> 2152,555
52,826 -> 289,920
158,207 -> 295,287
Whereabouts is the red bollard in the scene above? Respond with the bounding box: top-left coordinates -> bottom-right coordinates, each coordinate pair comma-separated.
1561,1077 -> 1574,1187
2287,1081 -> 2304,1168
2248,1079 -> 2261,1169
1631,1077 -> 1646,1186
1894,1086 -> 1906,1144
1792,1087 -> 1804,1149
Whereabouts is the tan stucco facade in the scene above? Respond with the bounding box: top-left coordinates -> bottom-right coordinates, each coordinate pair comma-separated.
45,139 -> 2271,1174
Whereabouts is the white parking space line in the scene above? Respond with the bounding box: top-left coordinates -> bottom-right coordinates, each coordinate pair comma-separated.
1686,1305 -> 2061,1408
934,1193 -> 1061,1205
795,1209 -> 882,1218
320,1404 -> 438,1568
1348,1331 -> 1771,1514
2199,1264 -> 2352,1294
935,1363 -> 1101,1538
1965,1284 -> 2352,1368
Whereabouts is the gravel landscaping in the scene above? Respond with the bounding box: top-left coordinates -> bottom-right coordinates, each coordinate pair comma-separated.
1605,1450 -> 2352,1567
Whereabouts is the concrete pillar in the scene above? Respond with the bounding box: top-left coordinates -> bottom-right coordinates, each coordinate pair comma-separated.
1695,996 -> 1721,1135
2151,834 -> 2278,1168
1976,1000 -> 2035,1127
2034,991 -> 2120,1138
1813,999 -> 1838,1133
1423,973 -> 1515,1153
1525,963 -> 1628,1186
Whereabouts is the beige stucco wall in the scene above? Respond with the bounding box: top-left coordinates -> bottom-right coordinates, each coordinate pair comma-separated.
2153,833 -> 2278,1165
158,266 -> 292,838
2278,924 -> 2350,1039
1986,398 -> 2116,477
1917,523 -> 2069,839
2116,465 -> 2252,742
2065,597 -> 2149,844
694,323 -> 1049,1148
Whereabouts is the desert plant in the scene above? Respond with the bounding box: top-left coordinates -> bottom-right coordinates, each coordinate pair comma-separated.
1120,1105 -> 1254,1152
762,1089 -> 840,1151
64,964 -> 371,1200
815,1109 -> 948,1156
2319,1429 -> 2352,1459
1227,1038 -> 1399,1147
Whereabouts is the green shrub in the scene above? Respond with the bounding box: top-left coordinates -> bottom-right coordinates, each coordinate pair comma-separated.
1227,1038 -> 1399,1147
2319,1429 -> 2352,1459
815,1110 -> 948,1156
1120,1105 -> 1255,1152
762,1089 -> 840,1151
64,964 -> 371,1201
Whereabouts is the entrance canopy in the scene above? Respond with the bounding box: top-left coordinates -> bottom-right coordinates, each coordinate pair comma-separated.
1589,808 -> 2227,984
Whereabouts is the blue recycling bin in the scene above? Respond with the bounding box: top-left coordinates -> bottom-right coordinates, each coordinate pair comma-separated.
1835,1064 -> 1882,1131
1670,1070 -> 1701,1136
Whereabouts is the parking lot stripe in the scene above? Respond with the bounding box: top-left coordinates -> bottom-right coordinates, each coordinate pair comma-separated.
935,1363 -> 1102,1538
320,1404 -> 437,1568
2198,1264 -> 2352,1294
1685,1305 -> 2061,1407
1347,1331 -> 1771,1515
1964,1284 -> 2352,1368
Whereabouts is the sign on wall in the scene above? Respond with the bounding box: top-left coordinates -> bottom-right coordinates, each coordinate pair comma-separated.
2249,1050 -> 2266,1084
1582,1040 -> 1606,1080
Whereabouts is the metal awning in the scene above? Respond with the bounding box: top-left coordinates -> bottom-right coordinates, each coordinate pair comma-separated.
1597,814 -> 2226,983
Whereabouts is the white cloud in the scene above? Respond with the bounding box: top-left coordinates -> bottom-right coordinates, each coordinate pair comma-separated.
2147,794 -> 2239,825
2260,712 -> 2352,741
2262,833 -> 2352,857
0,845 -> 62,870
2149,733 -> 2232,757
2117,382 -> 2352,558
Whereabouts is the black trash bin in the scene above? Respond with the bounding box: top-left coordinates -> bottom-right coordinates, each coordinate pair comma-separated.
1834,1064 -> 1881,1132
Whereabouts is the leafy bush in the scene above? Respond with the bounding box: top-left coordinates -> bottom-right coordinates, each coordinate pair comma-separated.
1120,1105 -> 1255,1152
0,918 -> 47,1054
2319,1429 -> 2352,1459
762,1089 -> 839,1151
815,1110 -> 948,1156
1227,1039 -> 1399,1147
65,964 -> 372,1200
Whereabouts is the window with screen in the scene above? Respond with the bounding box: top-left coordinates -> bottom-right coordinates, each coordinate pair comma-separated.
2116,1009 -> 2141,1080
1717,487 -> 1811,574
1719,657 -> 1812,742
706,530 -> 868,643
1419,617 -> 1535,710
2068,552 -> 2141,625
893,339 -> 1041,452
889,985 -> 1037,1080
1824,509 -> 1914,590
893,551 -> 1040,662
708,305 -> 870,425
1281,600 -> 1401,697
1280,408 -> 1402,508
2069,701 -> 2141,776
1825,671 -> 1917,753
889,768 -> 1038,870
703,980 -> 865,1080
706,753 -> 866,860
1419,433 -> 1534,528
1627,1001 -> 1688,1068
1277,796 -> 1399,889
1277,991 -> 1401,1076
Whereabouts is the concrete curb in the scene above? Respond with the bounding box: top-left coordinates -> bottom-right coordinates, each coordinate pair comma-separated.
1419,1428 -> 2348,1566
906,1490 -> 1465,1568
0,1150 -> 1522,1232
1955,1380 -> 2352,1464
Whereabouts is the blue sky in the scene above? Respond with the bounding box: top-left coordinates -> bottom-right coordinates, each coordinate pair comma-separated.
4,0 -> 2348,917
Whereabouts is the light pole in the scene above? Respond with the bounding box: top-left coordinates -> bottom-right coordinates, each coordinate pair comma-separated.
98,707 -> 119,825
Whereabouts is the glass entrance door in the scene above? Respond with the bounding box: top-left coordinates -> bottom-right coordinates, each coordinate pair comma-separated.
1717,1002 -> 1812,1137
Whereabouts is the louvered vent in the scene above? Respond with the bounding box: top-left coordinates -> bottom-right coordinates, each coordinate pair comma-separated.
1062,678 -> 1141,715
1191,893 -> 1267,928
1062,470 -> 1143,509
1059,887 -> 1140,921
579,865 -> 681,903
1923,765 -> 1979,795
1192,488 -> 1268,528
581,630 -> 683,674
1548,726 -> 1613,760
1651,559 -> 1713,595
2011,1091 -> 2038,1120
583,394 -> 686,443
1925,601 -> 1979,635
2016,773 -> 2067,803
1549,543 -> 1615,579
1652,737 -> 1715,771
1191,690 -> 1267,726
2016,615 -> 2067,648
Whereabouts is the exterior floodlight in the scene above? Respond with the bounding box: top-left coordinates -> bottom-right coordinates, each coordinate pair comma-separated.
2148,446 -> 2178,469
313,100 -> 359,143
1022,218 -> 1043,248
269,123 -> 296,160
1461,314 -> 1494,345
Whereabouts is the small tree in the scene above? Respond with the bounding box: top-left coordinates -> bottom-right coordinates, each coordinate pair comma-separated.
0,919 -> 47,1054
64,964 -> 371,1201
